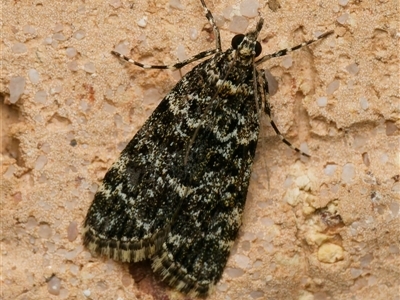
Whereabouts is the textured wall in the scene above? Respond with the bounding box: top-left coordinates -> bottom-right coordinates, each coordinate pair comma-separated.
1,0 -> 399,299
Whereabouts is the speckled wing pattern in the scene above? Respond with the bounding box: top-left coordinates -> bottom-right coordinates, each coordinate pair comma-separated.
83,20 -> 264,296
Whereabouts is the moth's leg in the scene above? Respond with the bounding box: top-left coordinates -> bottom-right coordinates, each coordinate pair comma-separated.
260,69 -> 310,157
111,49 -> 217,70
199,0 -> 222,51
255,30 -> 333,65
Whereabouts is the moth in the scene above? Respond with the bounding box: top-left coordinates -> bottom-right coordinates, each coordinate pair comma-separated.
83,0 -> 332,296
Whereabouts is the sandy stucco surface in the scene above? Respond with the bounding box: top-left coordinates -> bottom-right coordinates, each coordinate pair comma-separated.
1,0 -> 399,299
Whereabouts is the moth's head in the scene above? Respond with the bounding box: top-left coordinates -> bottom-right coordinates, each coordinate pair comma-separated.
231,18 -> 264,58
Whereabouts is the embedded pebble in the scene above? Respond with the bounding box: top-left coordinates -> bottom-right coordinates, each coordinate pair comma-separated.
35,155 -> 48,170
23,25 -> 37,35
390,202 -> 399,217
38,223 -> 52,239
317,97 -> 328,107
235,254 -> 250,269
250,290 -> 264,299
338,0 -> 349,6
66,47 -> 77,58
84,62 -> 96,73
4,165 -> 16,178
240,0 -> 259,18
341,163 -> 355,183
189,27 -> 199,40
26,216 -> 38,230
54,23 -> 63,32
346,63 -> 359,75
137,16 -> 147,28
360,253 -> 373,267
225,267 -> 244,278
359,97 -> 369,110
68,61 -> 79,71
326,80 -> 340,95
12,42 -> 27,53
9,76 -> 26,103
169,0 -> 184,10
281,56 -> 293,69
229,16 -> 249,34
28,69 -> 40,84
337,13 -> 349,25
73,29 -> 86,40
67,221 -> 79,242
53,33 -> 66,41
222,6 -> 234,20
34,90 -> 47,104
48,276 -> 61,295
109,0 -> 122,9
176,44 -> 187,61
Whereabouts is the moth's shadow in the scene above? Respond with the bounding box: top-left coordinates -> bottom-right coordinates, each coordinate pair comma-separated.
128,261 -> 193,300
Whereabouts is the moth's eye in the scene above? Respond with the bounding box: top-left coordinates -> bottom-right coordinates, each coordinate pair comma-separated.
255,41 -> 262,57
231,34 -> 245,49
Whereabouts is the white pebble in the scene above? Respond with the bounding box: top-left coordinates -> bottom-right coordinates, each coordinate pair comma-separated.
235,254 -> 251,269
34,90 -> 47,104
350,268 -> 362,278
222,6 -> 234,20
103,102 -> 116,113
316,97 -> 328,107
73,29 -> 86,40
359,97 -> 369,110
68,61 -> 79,72
35,154 -> 48,170
240,0 -> 260,18
169,0 -> 184,10
346,63 -> 359,75
12,42 -> 27,54
176,44 -> 187,61
137,16 -> 147,28
53,33 -> 66,41
50,85 -> 62,95
260,217 -> 274,226
109,0 -> 122,9
43,36 -> 53,45
84,62 -> 96,73
281,56 -> 293,69
23,25 -> 37,35
26,216 -> 38,230
53,23 -> 63,32
214,15 -> 225,27
189,27 -> 199,40
28,69 -> 40,84
225,267 -> 244,278
229,15 -> 249,34
338,0 -> 349,6
341,163 -> 355,183
9,76 -> 26,103
360,253 -> 373,267
389,201 -> 399,217
48,276 -> 61,295
326,79 -> 340,95
38,223 -> 52,238
250,290 -> 264,299
337,13 -> 349,25
66,47 -> 77,58
113,42 -> 129,56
